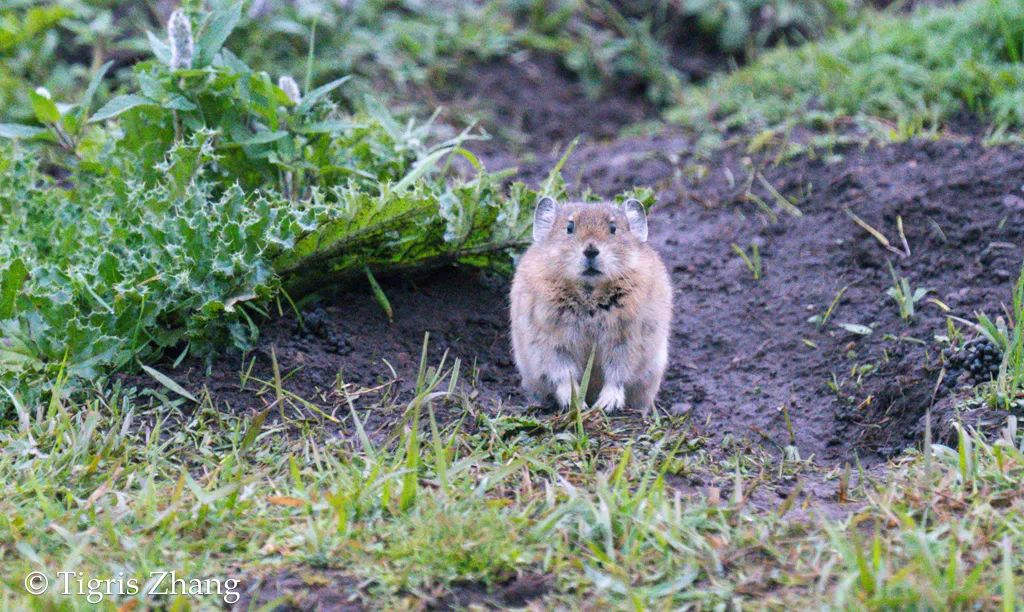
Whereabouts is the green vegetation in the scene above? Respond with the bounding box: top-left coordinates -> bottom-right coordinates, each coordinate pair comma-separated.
0,3 -> 542,404
1,352 -> 1022,609
971,263 -> 1024,409
629,0 -> 863,54
11,0 -> 1024,139
0,2 -> 83,123
730,241 -> 762,280
672,0 -> 1024,136
2,0 -> 865,124
887,263 -> 929,321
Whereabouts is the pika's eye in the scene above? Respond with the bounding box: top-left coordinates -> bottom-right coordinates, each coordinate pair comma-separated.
609,222 -> 617,235
566,220 -> 575,235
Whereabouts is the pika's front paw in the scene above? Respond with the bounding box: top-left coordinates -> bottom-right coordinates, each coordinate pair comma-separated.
554,380 -> 575,408
593,385 -> 625,413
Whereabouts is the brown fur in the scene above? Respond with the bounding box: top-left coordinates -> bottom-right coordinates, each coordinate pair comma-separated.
510,199 -> 672,412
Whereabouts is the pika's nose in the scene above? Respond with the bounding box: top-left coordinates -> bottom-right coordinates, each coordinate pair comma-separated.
583,245 -> 600,260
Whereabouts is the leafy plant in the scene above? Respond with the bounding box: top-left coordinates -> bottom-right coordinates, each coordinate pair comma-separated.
2,0 -> 866,128
0,1 -> 151,122
886,263 -> 929,321
971,261 -> 1024,408
0,3 -> 543,406
0,3 -> 75,121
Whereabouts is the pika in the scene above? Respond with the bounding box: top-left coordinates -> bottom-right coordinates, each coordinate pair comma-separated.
510,197 -> 672,413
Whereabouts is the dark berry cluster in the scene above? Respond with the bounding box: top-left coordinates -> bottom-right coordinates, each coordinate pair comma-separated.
295,308 -> 351,355
942,339 -> 1002,389
304,309 -> 328,336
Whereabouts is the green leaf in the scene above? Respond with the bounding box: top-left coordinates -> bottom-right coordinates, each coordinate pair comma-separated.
184,473 -> 238,506
195,2 -> 242,66
295,76 -> 351,115
0,259 -> 28,320
141,364 -> 199,403
837,323 -> 873,336
89,95 -> 155,123
75,61 -> 113,128
0,327 -> 42,373
0,124 -> 47,139
240,407 -> 270,453
234,130 -> 289,146
163,95 -> 197,111
296,120 -> 363,134
453,146 -> 483,171
364,266 -> 393,321
146,30 -> 172,64
138,71 -> 166,99
29,90 -> 60,123
20,6 -> 72,43
394,147 -> 452,192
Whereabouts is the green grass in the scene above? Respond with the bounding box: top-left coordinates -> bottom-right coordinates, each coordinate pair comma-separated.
671,0 -> 1024,137
887,263 -> 930,321
960,261 -> 1024,410
0,351 -> 1021,609
731,241 -> 762,280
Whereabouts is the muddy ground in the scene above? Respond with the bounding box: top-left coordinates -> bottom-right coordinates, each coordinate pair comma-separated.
124,44 -> 1023,610
509,128 -> 1024,460
144,122 -> 1024,464
410,52 -> 660,163
234,568 -> 551,611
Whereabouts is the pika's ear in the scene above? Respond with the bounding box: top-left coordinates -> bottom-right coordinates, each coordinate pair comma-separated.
532,196 -> 559,241
623,198 -> 648,242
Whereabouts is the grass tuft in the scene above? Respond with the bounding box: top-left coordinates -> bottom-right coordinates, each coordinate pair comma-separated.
672,0 -> 1024,136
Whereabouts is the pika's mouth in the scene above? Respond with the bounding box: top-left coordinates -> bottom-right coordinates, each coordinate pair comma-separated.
581,265 -> 602,277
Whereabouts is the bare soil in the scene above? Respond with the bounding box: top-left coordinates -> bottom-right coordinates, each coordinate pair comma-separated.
509,129 -> 1024,460
421,52 -> 658,157
234,568 -> 367,611
140,129 -> 1024,466
233,567 -> 549,611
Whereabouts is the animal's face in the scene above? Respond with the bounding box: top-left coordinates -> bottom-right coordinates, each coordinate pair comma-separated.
530,198 -> 649,282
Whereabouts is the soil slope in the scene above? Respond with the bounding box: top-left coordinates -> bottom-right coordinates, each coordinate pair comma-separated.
131,128 -> 1024,465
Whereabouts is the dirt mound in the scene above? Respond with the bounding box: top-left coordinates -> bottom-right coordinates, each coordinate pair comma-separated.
514,132 -> 1024,459
130,129 -> 1024,465
118,4 -> 1024,467
127,269 -> 516,442
425,52 -> 657,157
